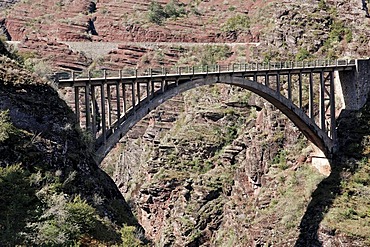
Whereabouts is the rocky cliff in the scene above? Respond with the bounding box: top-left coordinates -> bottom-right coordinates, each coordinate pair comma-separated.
0,46 -> 145,245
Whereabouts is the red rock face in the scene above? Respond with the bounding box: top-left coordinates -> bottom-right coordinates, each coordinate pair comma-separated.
90,0 -> 258,43
5,0 -> 92,41
100,44 -> 184,70
3,0 -> 259,43
1,0 -> 260,71
17,38 -> 91,71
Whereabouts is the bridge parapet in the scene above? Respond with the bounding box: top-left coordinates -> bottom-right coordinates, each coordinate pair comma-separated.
56,59 -> 355,82
56,59 -> 363,163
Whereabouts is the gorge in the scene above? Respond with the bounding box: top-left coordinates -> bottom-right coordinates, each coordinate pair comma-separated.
1,0 -> 370,246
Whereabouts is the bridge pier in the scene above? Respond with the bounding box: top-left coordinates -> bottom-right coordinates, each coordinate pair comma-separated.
336,59 -> 370,111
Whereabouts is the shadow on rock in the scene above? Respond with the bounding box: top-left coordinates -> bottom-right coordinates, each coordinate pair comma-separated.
295,106 -> 370,246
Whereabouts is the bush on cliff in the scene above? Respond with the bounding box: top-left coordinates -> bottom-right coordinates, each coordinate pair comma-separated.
0,49 -> 146,245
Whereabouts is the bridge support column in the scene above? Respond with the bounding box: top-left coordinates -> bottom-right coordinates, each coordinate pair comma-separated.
131,82 -> 135,110
107,84 -> 112,128
336,59 -> 370,110
311,145 -> 331,177
100,84 -> 106,144
122,83 -> 127,117
85,80 -> 91,132
116,81 -> 121,119
287,72 -> 292,100
298,73 -> 303,109
137,81 -> 141,106
146,81 -> 150,103
329,72 -> 336,142
319,71 -> 326,132
151,80 -> 155,99
309,72 -> 314,119
74,86 -> 80,126
91,86 -> 97,137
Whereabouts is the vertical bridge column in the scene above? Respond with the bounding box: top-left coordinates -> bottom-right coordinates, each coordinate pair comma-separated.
319,71 -> 326,132
85,73 -> 91,132
74,85 -> 80,126
329,71 -> 336,142
298,72 -> 303,109
116,71 -> 121,120
308,71 -> 314,119
101,73 -> 106,145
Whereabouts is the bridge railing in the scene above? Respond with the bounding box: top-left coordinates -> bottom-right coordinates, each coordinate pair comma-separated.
57,59 -> 356,81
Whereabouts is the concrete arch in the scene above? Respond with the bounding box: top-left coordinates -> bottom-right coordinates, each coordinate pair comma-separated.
96,74 -> 333,163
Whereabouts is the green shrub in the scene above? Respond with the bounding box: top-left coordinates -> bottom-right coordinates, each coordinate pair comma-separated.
295,48 -> 311,61
148,1 -> 166,24
318,0 -> 327,10
221,14 -> 250,32
30,194 -> 98,245
148,0 -> 186,25
0,164 -> 37,245
65,195 -> 96,234
345,29 -> 353,43
228,6 -> 236,11
324,20 -> 352,47
225,124 -> 238,145
24,59 -> 53,79
120,225 -> 142,247
164,0 -> 186,18
0,110 -> 19,143
273,149 -> 288,170
199,45 -> 232,65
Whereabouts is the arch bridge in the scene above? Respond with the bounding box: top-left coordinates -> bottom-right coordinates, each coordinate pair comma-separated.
57,59 -> 370,164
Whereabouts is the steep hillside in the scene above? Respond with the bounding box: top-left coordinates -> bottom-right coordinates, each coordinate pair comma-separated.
251,0 -> 370,60
0,45 -> 146,245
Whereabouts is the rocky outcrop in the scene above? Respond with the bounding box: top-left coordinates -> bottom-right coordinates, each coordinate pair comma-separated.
0,18 -> 12,41
0,54 -> 144,245
253,0 -> 370,60
16,38 -> 91,71
0,0 -> 20,9
90,0 -> 256,43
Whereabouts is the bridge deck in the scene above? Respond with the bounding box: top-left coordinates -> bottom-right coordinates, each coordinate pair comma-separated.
57,60 -> 355,86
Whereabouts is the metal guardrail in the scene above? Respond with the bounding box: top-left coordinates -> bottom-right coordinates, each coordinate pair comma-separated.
55,59 -> 356,81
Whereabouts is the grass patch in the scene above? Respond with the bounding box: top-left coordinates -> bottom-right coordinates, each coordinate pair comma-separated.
323,158 -> 370,241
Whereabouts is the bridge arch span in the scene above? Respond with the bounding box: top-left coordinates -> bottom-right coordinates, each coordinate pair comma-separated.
96,74 -> 333,163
